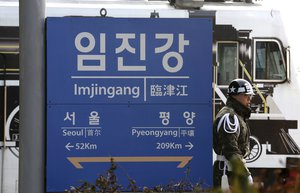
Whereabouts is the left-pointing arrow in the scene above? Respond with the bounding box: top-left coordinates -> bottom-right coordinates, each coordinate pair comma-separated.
67,156 -> 193,169
65,143 -> 74,151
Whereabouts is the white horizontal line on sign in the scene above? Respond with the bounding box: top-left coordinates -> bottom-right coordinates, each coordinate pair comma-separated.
71,76 -> 190,79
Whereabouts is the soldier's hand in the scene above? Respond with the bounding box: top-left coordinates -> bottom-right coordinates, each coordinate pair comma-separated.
248,175 -> 253,184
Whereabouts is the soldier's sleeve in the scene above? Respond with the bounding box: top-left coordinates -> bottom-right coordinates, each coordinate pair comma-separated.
219,113 -> 250,176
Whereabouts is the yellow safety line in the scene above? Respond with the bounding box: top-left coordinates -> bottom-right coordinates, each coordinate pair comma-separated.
239,60 -> 268,113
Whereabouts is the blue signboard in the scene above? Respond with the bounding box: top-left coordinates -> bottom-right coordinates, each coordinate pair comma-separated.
47,17 -> 212,104
46,17 -> 212,192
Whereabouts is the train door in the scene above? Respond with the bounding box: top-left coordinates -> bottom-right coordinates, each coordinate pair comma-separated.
213,41 -> 239,116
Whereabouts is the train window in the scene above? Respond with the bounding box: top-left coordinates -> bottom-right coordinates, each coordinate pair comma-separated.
216,42 -> 238,85
254,39 -> 287,82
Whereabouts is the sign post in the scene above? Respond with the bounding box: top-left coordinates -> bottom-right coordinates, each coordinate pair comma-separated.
46,17 -> 212,192
19,0 -> 45,193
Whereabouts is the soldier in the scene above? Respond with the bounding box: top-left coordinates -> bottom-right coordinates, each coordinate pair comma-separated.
213,78 -> 254,191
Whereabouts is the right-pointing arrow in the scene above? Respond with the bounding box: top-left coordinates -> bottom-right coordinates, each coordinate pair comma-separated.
185,142 -> 194,150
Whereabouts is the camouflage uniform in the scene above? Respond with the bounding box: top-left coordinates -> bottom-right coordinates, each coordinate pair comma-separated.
213,96 -> 251,188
